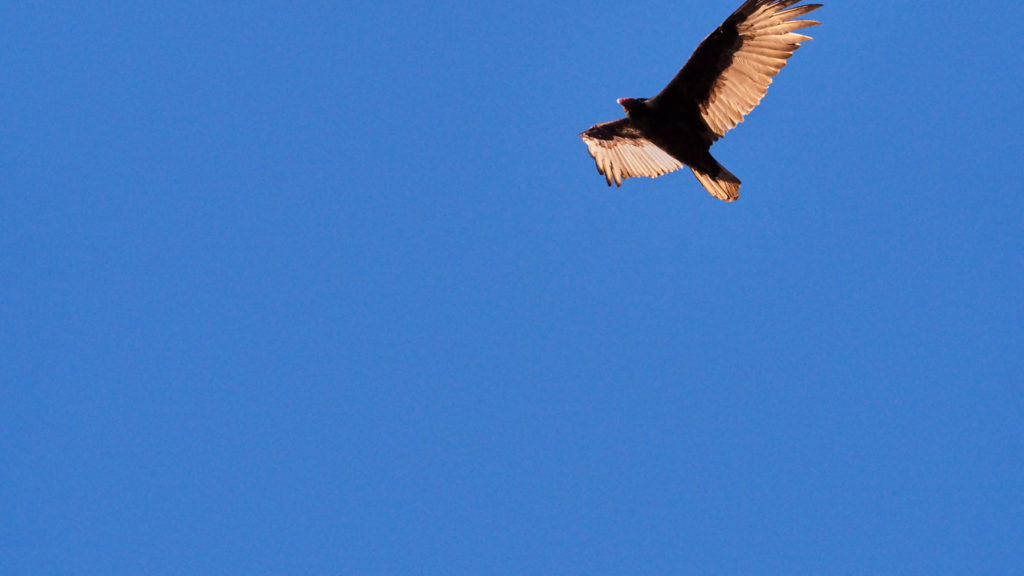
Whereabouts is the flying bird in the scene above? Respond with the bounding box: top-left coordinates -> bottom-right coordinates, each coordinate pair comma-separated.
579,0 -> 822,201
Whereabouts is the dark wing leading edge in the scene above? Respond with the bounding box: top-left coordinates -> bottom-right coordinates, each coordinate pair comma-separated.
578,118 -> 684,187
650,0 -> 822,141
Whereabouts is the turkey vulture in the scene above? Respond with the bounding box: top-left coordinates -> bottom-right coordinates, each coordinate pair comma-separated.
579,0 -> 822,201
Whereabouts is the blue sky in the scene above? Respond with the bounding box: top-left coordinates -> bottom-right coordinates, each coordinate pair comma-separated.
2,1 -> 1023,574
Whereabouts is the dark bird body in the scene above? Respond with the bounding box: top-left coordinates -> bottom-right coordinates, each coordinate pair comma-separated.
579,0 -> 822,201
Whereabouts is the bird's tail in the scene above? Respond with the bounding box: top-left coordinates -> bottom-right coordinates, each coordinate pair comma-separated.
690,159 -> 741,202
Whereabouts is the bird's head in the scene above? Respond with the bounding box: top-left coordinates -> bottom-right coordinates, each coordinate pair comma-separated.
617,97 -> 647,113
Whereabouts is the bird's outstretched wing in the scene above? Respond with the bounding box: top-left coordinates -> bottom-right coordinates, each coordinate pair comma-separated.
651,0 -> 822,141
578,118 -> 684,187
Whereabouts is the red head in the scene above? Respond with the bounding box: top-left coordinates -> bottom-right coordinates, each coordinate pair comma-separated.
617,97 -> 647,113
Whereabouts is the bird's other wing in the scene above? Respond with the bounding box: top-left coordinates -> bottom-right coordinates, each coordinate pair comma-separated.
578,118 -> 684,186
650,0 -> 821,141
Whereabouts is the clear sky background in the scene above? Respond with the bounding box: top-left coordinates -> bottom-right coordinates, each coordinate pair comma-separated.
2,1 -> 1023,574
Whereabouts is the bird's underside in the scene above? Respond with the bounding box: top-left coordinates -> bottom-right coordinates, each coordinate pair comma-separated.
578,0 -> 822,202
